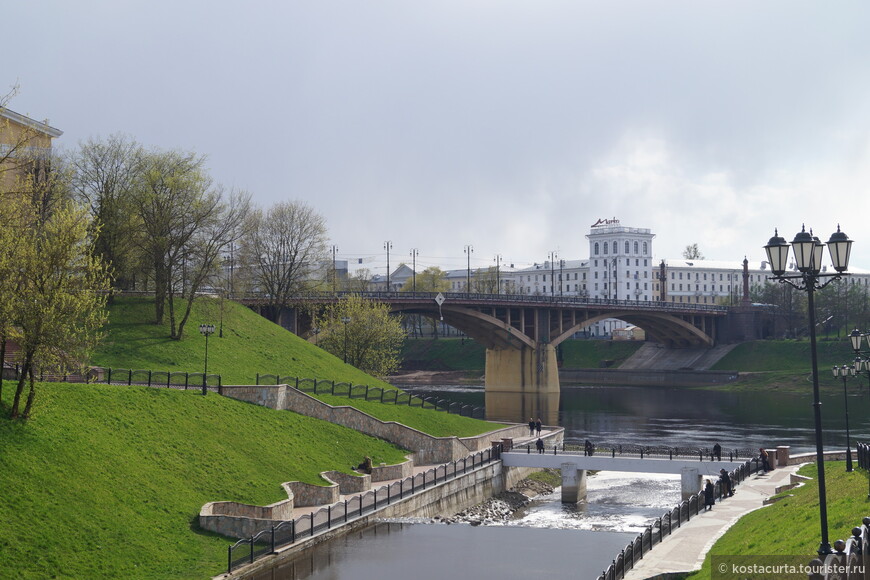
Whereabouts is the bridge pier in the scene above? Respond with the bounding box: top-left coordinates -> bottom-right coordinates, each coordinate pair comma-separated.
484,344 -> 560,424
560,462 -> 587,503
680,467 -> 703,500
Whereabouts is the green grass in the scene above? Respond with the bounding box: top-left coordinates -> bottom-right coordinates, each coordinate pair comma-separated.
558,340 -> 644,368
689,461 -> 870,578
400,338 -> 486,371
711,339 -> 853,372
0,382 -> 411,579
93,295 -> 395,389
310,392 -> 499,437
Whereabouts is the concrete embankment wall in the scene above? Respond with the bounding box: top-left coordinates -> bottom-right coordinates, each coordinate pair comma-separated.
559,368 -> 738,387
220,384 -> 529,464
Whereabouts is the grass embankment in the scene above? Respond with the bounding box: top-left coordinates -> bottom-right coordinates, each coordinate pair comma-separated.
711,339 -> 856,392
93,295 -> 393,388
400,337 -> 643,372
690,462 -> 870,578
0,295 -> 503,578
0,382 -> 411,579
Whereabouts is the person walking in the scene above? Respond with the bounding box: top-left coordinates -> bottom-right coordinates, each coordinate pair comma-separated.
713,443 -> 722,461
536,438 -> 545,454
759,448 -> 771,473
535,418 -> 542,436
703,479 -> 715,511
529,418 -> 536,437
719,468 -> 733,497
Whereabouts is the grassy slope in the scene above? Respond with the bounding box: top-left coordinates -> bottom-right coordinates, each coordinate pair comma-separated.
0,383 -> 410,579
92,295 -> 395,388
690,462 -> 870,578
0,295 -> 502,578
710,339 -> 857,392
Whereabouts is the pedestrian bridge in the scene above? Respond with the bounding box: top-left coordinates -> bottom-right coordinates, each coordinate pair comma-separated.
501,444 -> 756,503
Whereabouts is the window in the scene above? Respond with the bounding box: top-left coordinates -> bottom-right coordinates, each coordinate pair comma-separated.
603,242 -> 609,254
594,242 -> 599,255
625,241 -> 630,253
643,242 -> 648,254
634,241 -> 639,254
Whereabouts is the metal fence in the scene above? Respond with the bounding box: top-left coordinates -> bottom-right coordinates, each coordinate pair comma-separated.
2,365 -> 223,392
522,442 -> 759,463
255,374 -> 486,419
596,459 -> 759,580
227,446 -> 500,573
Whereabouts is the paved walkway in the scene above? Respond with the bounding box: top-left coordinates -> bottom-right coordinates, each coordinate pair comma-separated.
622,463 -> 801,579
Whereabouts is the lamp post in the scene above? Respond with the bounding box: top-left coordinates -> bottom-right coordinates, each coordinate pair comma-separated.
548,251 -> 557,297
831,364 -> 856,472
764,224 -> 853,556
384,241 -> 392,291
494,254 -> 502,294
198,323 -> 216,396
340,316 -> 351,363
464,245 -> 473,292
410,248 -> 418,293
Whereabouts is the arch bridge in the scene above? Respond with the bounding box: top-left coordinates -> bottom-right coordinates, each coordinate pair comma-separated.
244,292 -> 728,421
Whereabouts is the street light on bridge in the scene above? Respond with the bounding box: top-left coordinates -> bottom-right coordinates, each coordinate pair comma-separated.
764,224 -> 853,556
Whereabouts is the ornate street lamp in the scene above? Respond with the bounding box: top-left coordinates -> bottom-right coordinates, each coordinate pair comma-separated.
198,323 -> 216,396
831,364 -> 856,471
764,224 -> 853,556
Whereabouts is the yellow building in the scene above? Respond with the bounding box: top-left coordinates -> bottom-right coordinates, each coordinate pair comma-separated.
0,107 -> 63,191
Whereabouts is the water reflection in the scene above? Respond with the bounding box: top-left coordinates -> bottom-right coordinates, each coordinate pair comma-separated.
246,522 -> 636,580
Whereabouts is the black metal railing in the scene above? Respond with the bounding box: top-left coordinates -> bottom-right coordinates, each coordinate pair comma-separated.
596,459 -> 758,580
3,365 -> 223,392
227,446 -> 499,573
255,374 -> 485,419
237,290 -> 729,314
519,442 -> 758,463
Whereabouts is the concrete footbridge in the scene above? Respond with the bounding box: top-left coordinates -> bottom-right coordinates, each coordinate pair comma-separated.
501,444 -> 758,503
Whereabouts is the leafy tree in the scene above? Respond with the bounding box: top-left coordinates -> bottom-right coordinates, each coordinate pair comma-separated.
314,294 -> 405,377
133,149 -> 231,337
346,268 -> 372,292
239,200 -> 327,322
682,243 -> 705,260
3,176 -> 110,418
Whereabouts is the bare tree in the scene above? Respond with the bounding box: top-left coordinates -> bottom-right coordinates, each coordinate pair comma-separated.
682,244 -> 705,260
68,134 -> 145,291
239,200 -> 328,322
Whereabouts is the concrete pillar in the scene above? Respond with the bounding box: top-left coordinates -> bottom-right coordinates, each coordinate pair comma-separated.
680,467 -> 702,500
776,446 -> 790,467
560,462 -> 587,504
484,344 -> 561,423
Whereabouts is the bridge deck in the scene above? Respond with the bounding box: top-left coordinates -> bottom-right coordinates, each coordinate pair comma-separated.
502,450 -> 747,475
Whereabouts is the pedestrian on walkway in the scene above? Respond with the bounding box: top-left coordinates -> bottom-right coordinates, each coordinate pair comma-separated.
713,443 -> 722,461
535,418 -> 542,435
529,418 -> 536,436
719,468 -> 733,497
536,438 -> 545,453
585,439 -> 594,456
704,479 -> 715,511
759,448 -> 771,473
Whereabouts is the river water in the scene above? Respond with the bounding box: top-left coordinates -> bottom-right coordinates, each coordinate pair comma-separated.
252,383 -> 870,580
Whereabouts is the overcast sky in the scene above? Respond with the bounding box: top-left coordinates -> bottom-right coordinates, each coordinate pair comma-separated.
7,1 -> 870,275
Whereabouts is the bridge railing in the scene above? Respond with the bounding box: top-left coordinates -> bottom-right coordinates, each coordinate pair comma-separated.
227,446 -> 499,574
519,442 -> 757,462
238,290 -> 729,313
255,374 -> 486,419
597,458 -> 758,580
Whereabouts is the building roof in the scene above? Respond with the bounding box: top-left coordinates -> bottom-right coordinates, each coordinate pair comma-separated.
0,108 -> 63,138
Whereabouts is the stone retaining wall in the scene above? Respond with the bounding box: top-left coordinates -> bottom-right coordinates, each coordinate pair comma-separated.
220,384 -> 528,464
200,497 -> 295,539
370,458 -> 414,482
